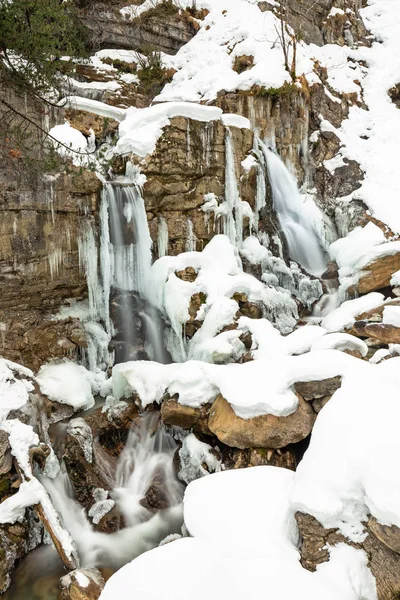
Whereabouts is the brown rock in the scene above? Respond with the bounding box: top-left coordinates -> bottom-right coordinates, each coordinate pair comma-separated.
222,446 -> 298,471
296,512 -> 400,600
60,568 -> 105,600
353,252 -> 400,294
294,376 -> 342,401
175,266 -> 198,282
321,261 -> 339,280
312,395 -> 332,413
208,394 -> 316,449
353,321 -> 400,344
369,517 -> 400,554
160,398 -> 211,435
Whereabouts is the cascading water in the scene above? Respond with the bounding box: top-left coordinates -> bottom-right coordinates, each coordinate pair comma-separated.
41,413 -> 184,569
261,142 -> 326,276
100,168 -> 169,364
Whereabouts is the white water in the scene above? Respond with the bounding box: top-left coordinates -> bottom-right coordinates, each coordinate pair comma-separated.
140,310 -> 170,364
107,182 -> 153,295
262,144 -> 326,276
41,414 -> 183,569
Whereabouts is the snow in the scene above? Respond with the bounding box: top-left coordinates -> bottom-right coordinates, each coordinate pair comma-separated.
178,434 -> 222,484
48,121 -> 89,165
0,359 -> 34,423
321,293 -> 385,333
37,362 -> 96,411
391,270 -> 400,287
221,114 -> 250,129
63,96 -> 127,121
116,102 -> 222,157
1,420 -> 38,478
113,350 -> 362,419
241,155 -> 257,172
311,332 -> 368,357
151,234 -> 298,358
292,356 -> 400,541
100,467 -> 377,600
369,348 -> 390,364
382,305 -> 400,327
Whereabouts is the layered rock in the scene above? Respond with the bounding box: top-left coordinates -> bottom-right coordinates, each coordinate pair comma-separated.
0,170 -> 101,368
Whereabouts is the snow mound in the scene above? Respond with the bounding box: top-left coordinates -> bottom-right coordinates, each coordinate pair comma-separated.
292,357 -> 400,541
37,361 -> 96,410
99,467 -> 376,600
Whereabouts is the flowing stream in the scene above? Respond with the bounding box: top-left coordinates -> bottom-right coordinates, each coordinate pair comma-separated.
41,413 -> 183,571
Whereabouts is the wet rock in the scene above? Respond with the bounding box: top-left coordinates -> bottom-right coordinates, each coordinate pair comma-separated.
160,398 -> 211,435
141,479 -> 170,511
321,261 -> 339,280
60,568 -> 105,600
296,512 -> 400,600
208,394 -> 316,449
294,376 -> 342,401
0,510 -> 43,593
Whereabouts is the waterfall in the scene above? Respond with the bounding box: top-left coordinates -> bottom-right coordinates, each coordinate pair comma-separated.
261,143 -> 326,276
106,182 -> 152,295
41,414 -> 184,569
98,167 -> 170,364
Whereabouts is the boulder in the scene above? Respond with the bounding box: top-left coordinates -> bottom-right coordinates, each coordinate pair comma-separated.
294,376 -> 342,401
60,568 -> 105,600
296,512 -> 400,600
160,398 -> 211,435
353,321 -> 400,344
353,252 -> 400,295
208,394 -> 316,449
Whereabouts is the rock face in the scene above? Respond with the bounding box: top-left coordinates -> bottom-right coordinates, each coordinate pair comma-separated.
0,170 -> 101,369
81,2 -> 199,55
208,394 -> 316,449
296,512 -> 400,600
143,116 -> 260,256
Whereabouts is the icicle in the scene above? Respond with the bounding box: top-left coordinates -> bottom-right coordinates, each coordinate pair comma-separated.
253,135 -> 267,233
84,321 -> 112,372
100,186 -> 112,335
158,215 -> 169,258
44,175 -> 56,224
186,121 -> 191,161
185,218 -> 197,252
78,222 -> 102,320
48,249 -> 63,279
224,127 -> 243,247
